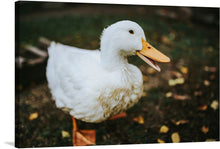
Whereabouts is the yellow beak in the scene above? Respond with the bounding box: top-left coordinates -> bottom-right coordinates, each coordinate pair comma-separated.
136,38 -> 170,72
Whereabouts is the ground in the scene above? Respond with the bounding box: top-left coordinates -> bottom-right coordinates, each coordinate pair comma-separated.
15,2 -> 219,147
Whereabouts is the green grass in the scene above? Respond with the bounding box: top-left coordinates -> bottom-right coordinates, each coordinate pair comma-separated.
17,12 -> 219,66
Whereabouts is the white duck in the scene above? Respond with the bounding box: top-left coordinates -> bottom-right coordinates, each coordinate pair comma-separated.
46,20 -> 170,146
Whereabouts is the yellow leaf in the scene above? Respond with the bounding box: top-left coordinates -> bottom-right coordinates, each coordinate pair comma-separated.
142,75 -> 148,81
171,132 -> 180,143
175,78 -> 185,84
201,125 -> 209,134
165,92 -> 173,98
133,116 -> 144,124
175,120 -> 189,125
180,66 -> 188,74
204,80 -> 210,86
157,138 -> 165,143
204,66 -> 209,71
142,92 -> 147,97
61,130 -> 70,138
147,67 -> 155,74
168,78 -> 185,86
29,112 -> 38,121
168,79 -> 176,86
160,125 -> 169,133
198,105 -> 207,111
210,100 -> 218,110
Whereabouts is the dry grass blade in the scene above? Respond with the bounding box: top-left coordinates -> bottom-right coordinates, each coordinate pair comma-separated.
39,37 -> 51,46
24,44 -> 48,57
27,58 -> 46,65
173,94 -> 191,100
171,119 -> 189,125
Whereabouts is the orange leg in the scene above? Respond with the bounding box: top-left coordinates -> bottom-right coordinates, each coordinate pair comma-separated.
108,112 -> 127,120
72,117 -> 96,146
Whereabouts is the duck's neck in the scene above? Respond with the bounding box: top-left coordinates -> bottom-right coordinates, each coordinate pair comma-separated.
100,49 -> 129,71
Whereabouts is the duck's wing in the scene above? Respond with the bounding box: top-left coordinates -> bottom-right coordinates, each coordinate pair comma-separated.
46,42 -> 102,109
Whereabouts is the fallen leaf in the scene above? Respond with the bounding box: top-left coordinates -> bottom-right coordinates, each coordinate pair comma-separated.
194,91 -> 202,96
161,35 -> 173,45
168,79 -> 176,86
157,138 -> 165,143
210,100 -> 218,110
173,94 -> 191,100
29,112 -> 38,121
142,107 -> 149,112
204,66 -> 216,72
201,125 -> 209,134
204,80 -> 210,86
168,78 -> 185,86
198,105 -> 207,111
142,75 -> 148,81
61,130 -> 70,138
147,67 -> 156,74
165,92 -> 173,98
180,66 -> 188,74
206,46 -> 214,52
204,66 -> 209,71
157,9 -> 177,19
171,132 -> 180,143
209,75 -> 215,80
205,139 -> 216,142
175,78 -> 185,84
195,84 -> 200,89
160,125 -> 169,133
133,116 -> 144,124
175,120 -> 189,125
170,71 -> 183,78
142,92 -> 147,97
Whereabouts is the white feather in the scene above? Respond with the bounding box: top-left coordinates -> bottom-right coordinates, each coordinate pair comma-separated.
46,20 -> 146,123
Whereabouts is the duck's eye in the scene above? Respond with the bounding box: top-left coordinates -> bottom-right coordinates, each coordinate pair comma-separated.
129,30 -> 134,34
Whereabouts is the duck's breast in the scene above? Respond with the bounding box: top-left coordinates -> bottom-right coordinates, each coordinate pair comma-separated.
97,64 -> 143,119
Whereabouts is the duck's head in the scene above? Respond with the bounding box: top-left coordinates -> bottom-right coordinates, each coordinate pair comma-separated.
100,20 -> 170,72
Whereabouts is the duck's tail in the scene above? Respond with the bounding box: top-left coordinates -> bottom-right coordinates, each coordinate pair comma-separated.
48,41 -> 57,56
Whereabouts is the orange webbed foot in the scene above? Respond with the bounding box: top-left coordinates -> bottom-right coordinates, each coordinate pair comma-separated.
72,117 -> 96,146
108,112 -> 127,120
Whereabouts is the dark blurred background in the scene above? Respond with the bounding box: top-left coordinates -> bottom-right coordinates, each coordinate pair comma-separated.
15,1 -> 219,147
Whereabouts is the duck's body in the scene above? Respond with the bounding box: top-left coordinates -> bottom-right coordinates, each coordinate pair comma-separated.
46,20 -> 170,146
47,40 -> 143,123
